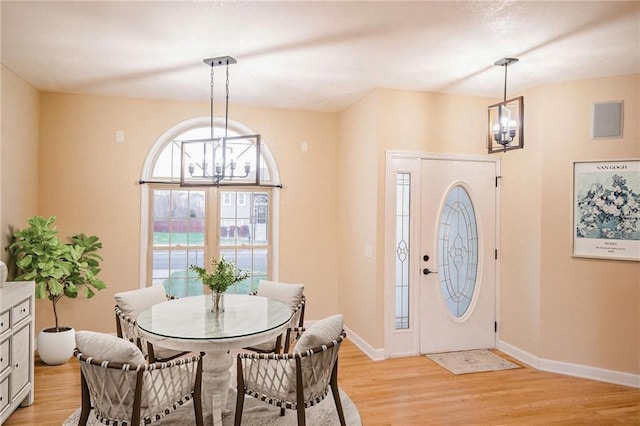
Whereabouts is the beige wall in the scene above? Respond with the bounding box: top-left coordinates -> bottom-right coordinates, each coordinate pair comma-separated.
2,64 -> 638,375
533,75 -> 639,373
337,90 -> 382,347
339,75 -> 639,374
1,65 -> 2,251
35,92 -> 339,334
0,65 -> 39,266
499,87 -> 544,356
338,88 -> 493,348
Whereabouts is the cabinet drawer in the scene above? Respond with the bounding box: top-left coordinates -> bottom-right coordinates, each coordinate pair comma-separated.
0,311 -> 9,335
11,325 -> 31,398
12,299 -> 31,325
0,376 -> 8,413
0,339 -> 8,374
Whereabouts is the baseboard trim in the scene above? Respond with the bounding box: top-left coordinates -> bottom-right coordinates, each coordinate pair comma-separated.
344,325 -> 385,361
329,322 -> 639,388
498,340 -> 640,388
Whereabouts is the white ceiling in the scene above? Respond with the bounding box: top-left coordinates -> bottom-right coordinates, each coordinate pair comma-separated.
1,1 -> 639,112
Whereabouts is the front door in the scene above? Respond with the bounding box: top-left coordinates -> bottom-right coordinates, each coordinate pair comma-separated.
419,158 -> 497,354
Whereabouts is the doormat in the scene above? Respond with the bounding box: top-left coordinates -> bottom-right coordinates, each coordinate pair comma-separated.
426,349 -> 520,375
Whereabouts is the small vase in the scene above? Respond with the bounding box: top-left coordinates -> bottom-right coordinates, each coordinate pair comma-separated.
211,291 -> 225,313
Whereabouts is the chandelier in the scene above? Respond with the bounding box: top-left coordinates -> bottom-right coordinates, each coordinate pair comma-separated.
179,56 -> 263,186
487,57 -> 524,154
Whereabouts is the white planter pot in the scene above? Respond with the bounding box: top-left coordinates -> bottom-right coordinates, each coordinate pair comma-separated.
37,327 -> 76,365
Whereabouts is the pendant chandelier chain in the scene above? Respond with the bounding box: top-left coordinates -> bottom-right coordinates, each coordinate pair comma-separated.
225,62 -> 230,140
210,64 -> 215,140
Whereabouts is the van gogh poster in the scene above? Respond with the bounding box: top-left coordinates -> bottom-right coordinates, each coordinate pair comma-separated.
573,160 -> 639,261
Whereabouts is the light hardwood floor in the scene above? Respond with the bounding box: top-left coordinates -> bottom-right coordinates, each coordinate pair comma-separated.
5,340 -> 640,425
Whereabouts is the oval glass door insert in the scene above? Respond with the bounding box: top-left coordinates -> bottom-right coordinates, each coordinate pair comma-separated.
437,185 -> 479,318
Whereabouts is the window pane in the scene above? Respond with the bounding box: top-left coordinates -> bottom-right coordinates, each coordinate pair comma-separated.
152,188 -> 206,297
153,190 -> 205,247
438,185 -> 478,318
395,173 -> 410,330
252,194 -> 269,245
219,248 -> 247,294
152,249 -> 205,297
216,190 -> 270,294
152,141 -> 181,180
220,191 -> 269,250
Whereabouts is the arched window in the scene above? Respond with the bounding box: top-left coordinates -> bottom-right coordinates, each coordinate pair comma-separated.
139,117 -> 280,296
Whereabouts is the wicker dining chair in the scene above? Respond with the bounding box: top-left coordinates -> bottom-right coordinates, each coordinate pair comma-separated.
244,280 -> 306,354
114,285 -> 189,362
74,330 -> 203,426
235,314 -> 346,426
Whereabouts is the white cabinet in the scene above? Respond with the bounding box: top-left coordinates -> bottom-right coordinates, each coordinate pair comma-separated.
0,281 -> 34,425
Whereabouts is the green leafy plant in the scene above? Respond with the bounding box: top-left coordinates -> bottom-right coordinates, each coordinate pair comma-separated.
8,216 -> 106,331
190,256 -> 250,293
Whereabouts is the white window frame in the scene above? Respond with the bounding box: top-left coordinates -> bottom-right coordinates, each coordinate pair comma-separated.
139,116 -> 281,288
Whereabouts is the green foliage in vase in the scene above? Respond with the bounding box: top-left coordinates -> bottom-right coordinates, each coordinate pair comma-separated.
190,256 -> 250,293
8,216 -> 106,331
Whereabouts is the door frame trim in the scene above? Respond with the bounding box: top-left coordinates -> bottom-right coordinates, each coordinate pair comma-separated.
384,150 -> 501,359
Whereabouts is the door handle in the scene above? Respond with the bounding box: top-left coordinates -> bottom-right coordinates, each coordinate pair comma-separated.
423,268 -> 438,275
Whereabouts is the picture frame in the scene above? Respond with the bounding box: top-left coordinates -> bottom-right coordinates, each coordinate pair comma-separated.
573,160 -> 640,261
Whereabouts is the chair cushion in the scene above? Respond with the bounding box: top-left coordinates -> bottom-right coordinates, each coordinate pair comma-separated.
115,285 -> 167,319
76,330 -> 146,365
257,280 -> 304,310
75,331 -> 152,413
294,314 -> 343,353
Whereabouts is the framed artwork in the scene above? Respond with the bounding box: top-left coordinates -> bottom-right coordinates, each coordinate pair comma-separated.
573,160 -> 640,261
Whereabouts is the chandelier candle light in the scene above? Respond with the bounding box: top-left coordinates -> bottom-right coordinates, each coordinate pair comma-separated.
487,57 -> 524,154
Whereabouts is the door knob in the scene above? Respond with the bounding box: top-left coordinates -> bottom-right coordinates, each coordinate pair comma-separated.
423,268 -> 438,275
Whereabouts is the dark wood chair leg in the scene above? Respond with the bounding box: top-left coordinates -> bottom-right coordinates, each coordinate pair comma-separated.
194,356 -> 204,426
234,356 -> 245,426
330,362 -> 346,426
296,357 -> 306,426
79,371 -> 91,426
284,328 -> 292,354
115,314 -> 123,338
146,341 -> 156,363
274,334 -> 283,354
296,405 -> 306,426
131,370 -> 144,426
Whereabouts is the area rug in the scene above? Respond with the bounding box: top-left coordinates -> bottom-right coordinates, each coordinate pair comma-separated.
63,387 -> 360,425
426,349 -> 520,375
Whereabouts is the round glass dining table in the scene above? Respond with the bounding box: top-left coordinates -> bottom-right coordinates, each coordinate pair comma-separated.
137,294 -> 292,425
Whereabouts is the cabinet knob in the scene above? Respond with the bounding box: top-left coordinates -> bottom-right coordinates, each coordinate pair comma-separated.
21,308 -> 26,313
14,363 -> 18,368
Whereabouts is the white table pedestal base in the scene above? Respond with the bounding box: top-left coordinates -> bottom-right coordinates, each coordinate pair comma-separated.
202,350 -> 233,425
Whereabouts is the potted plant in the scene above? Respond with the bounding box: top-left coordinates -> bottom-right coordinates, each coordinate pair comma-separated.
190,256 -> 249,312
8,215 -> 106,365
